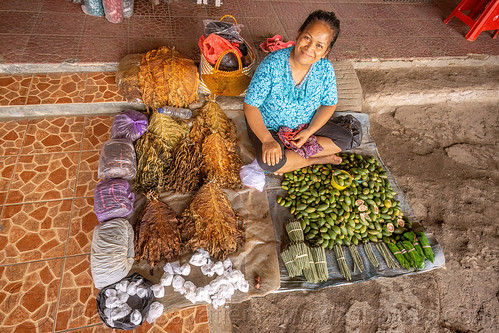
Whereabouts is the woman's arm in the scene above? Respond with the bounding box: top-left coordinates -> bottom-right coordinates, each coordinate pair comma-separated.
244,102 -> 282,166
291,104 -> 337,148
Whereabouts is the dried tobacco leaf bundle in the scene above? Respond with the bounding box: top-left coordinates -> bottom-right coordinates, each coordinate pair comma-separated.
148,111 -> 190,150
190,101 -> 237,149
134,199 -> 182,270
202,133 -> 242,189
134,131 -> 171,193
181,182 -> 245,260
164,138 -> 204,193
139,46 -> 200,110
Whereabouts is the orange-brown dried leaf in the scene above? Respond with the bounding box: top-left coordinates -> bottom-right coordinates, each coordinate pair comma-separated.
190,101 -> 237,149
164,138 -> 203,193
139,46 -> 200,109
202,133 -> 242,189
181,182 -> 244,259
134,199 -> 181,269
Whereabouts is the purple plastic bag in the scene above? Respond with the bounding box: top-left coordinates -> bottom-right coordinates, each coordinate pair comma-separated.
94,179 -> 135,223
110,110 -> 148,142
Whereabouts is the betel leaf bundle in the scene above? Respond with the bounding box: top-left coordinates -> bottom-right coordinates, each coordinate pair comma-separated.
180,182 -> 245,260
139,46 -> 200,110
202,133 -> 242,189
164,138 -> 204,193
190,100 -> 237,149
134,199 -> 181,270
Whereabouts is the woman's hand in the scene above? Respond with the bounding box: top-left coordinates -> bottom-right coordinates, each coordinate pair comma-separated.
262,138 -> 282,166
290,129 -> 312,148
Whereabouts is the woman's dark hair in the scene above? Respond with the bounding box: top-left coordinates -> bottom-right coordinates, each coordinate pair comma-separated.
298,10 -> 341,51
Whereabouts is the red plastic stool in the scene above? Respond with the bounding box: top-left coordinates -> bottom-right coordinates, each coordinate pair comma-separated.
444,0 -> 499,41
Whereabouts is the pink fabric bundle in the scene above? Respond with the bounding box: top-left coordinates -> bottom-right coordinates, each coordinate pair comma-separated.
277,124 -> 323,159
103,0 -> 123,23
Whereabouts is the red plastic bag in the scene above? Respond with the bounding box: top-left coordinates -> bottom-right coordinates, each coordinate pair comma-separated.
199,34 -> 243,65
103,0 -> 123,23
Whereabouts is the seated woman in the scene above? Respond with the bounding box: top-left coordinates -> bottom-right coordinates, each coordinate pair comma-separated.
244,10 -> 358,174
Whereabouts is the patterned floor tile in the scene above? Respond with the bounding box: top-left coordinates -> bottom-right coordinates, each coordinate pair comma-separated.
0,259 -> 64,333
78,36 -> 129,63
55,255 -> 101,331
133,0 -> 158,17
0,157 -> 18,204
0,35 -> 29,64
129,16 -> 172,38
40,0 -> 82,13
239,0 -> 276,18
76,151 -> 100,198
21,116 -> 85,154
0,75 -> 32,107
0,120 -> 28,156
83,15 -> 129,38
270,1 -> 306,20
84,72 -> 125,103
168,1 -> 207,17
33,12 -> 85,37
169,16 -> 206,45
81,116 -> 113,152
0,0 -> 43,12
206,0 -> 243,18
128,37 -> 175,55
6,152 -> 79,204
0,200 -> 72,265
26,73 -> 86,105
0,12 -> 38,35
22,35 -> 80,64
67,197 -> 98,256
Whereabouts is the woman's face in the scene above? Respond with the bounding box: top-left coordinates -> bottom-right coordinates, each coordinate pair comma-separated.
293,20 -> 333,66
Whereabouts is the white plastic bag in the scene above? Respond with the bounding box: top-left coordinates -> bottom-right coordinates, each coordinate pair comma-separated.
239,159 -> 266,191
91,218 -> 134,289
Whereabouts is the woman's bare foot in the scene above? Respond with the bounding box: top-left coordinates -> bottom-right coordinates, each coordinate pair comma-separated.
317,154 -> 342,165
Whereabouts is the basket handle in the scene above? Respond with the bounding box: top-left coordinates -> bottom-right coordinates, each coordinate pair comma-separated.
214,49 -> 243,71
220,14 -> 238,25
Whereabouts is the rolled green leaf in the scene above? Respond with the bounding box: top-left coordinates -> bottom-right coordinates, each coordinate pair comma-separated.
402,231 -> 425,260
416,231 -> 435,263
402,240 -> 425,270
397,242 -> 414,268
387,242 -> 410,270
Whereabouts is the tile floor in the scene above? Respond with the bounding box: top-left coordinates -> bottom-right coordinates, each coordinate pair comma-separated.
0,116 -> 210,332
0,0 -> 497,65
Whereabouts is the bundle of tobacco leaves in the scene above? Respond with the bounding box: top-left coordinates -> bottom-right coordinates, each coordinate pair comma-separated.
134,131 -> 172,193
148,111 -> 190,150
181,182 -> 245,260
139,46 -> 200,110
202,133 -> 242,189
164,138 -> 204,193
134,198 -> 181,271
190,100 -> 237,149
